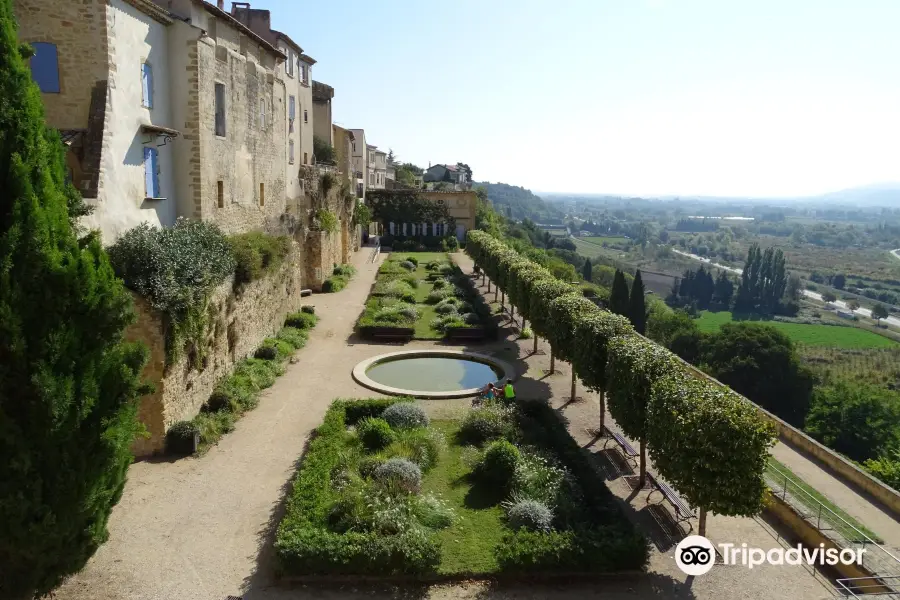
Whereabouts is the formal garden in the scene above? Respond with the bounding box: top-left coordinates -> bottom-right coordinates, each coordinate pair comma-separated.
356,253 -> 495,341
274,397 -> 648,578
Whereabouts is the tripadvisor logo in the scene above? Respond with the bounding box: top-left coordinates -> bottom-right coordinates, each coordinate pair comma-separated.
675,535 -> 866,575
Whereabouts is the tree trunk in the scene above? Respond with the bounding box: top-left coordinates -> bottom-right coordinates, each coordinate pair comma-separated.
510,304 -> 515,320
482,273 -> 486,285
550,348 -> 555,374
522,318 -> 527,331
570,369 -> 577,401
501,291 -> 505,310
494,286 -> 499,302
699,508 -> 708,537
487,280 -> 491,293
533,334 -> 538,354
639,439 -> 647,488
599,389 -> 606,431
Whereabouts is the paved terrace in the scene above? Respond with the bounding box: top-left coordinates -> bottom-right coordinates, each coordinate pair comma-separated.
51,247 -> 895,600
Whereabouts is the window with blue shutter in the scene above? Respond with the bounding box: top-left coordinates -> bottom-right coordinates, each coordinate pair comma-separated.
142,62 -> 153,108
144,147 -> 160,198
30,42 -> 60,93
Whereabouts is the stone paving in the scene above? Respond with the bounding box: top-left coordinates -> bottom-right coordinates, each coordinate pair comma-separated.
53,248 -> 851,600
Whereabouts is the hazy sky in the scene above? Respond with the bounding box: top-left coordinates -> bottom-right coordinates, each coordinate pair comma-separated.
245,0 -> 900,197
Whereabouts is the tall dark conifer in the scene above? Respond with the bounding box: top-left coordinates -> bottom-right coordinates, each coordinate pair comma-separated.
609,269 -> 630,317
0,3 -> 147,596
629,270 -> 648,334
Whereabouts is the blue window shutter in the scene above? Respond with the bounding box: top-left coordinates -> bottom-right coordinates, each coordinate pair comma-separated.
142,63 -> 153,108
144,147 -> 154,197
30,43 -> 60,93
150,148 -> 159,197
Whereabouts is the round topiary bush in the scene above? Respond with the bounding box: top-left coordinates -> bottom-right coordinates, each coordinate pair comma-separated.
357,417 -> 395,451
460,405 -> 514,444
479,440 -> 520,486
382,402 -> 429,430
399,260 -> 416,271
435,302 -> 458,315
301,305 -> 315,314
166,420 -> 199,455
254,345 -> 278,360
426,288 -> 455,304
506,499 -> 554,532
432,278 -> 448,289
373,457 -> 422,493
358,456 -> 384,479
404,256 -> 419,266
462,312 -> 480,325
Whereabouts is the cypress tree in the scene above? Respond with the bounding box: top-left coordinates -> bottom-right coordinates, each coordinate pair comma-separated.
609,269 -> 630,317
0,3 -> 148,597
629,269 -> 648,334
581,256 -> 592,281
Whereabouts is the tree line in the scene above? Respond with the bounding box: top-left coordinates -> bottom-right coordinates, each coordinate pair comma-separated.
667,244 -> 801,316
467,230 -> 776,536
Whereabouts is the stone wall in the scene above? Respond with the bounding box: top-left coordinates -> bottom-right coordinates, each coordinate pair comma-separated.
128,249 -> 304,456
12,0 -> 109,130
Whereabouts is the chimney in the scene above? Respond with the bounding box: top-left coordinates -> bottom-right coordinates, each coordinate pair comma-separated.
217,0 -> 224,8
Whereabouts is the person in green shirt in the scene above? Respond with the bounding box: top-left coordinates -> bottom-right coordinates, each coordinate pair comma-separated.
503,378 -> 515,403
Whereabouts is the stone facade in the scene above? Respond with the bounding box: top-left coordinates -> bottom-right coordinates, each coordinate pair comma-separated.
165,0 -> 287,235
128,248 -> 305,456
13,0 -> 109,130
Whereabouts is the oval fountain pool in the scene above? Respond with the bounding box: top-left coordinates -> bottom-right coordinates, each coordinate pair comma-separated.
352,350 -> 515,399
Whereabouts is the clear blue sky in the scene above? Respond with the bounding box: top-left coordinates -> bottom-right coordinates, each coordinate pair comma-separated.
245,0 -> 900,197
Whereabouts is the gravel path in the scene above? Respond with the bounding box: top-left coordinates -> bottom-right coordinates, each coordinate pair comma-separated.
53,249 -> 842,600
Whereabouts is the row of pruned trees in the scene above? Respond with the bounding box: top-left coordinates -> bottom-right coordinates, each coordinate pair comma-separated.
467,230 -> 776,535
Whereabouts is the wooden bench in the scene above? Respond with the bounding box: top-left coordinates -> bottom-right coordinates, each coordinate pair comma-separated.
446,327 -> 486,341
365,327 -> 414,343
603,425 -> 639,465
646,472 -> 694,527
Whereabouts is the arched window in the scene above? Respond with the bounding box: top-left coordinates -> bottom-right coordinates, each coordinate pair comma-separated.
30,42 -> 60,93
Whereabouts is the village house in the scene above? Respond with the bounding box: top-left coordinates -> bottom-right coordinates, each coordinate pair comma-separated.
349,128 -> 367,199
15,0 -> 288,242
424,163 -> 471,190
368,146 -> 387,190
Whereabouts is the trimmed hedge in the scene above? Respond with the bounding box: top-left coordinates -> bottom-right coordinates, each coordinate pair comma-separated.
275,397 -> 438,575
467,230 -> 777,528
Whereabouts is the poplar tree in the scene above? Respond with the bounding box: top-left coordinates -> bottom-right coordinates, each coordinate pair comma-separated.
609,269 -> 630,317
0,2 -> 148,596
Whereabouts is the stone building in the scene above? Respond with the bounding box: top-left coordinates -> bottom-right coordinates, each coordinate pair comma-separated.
349,128 -> 367,199
230,2 -> 316,215
15,0 -> 290,242
368,146 -> 387,190
14,0 -> 180,242
312,80 -> 334,147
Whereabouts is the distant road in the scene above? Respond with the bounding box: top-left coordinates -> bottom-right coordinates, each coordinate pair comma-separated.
671,248 -> 900,329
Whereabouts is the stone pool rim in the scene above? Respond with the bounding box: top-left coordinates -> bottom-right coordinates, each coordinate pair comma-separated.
352,349 -> 516,399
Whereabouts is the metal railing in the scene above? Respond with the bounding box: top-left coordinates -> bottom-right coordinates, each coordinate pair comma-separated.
836,576 -> 900,598
765,462 -> 900,591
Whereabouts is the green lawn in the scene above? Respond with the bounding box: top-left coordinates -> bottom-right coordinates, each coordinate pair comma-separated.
582,236 -> 628,245
695,311 -> 896,348
422,421 -> 505,574
766,458 -> 881,543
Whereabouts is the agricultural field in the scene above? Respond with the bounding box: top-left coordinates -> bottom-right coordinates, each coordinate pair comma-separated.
542,228 -> 568,237
581,236 -> 629,246
800,345 -> 900,390
694,311 -> 897,349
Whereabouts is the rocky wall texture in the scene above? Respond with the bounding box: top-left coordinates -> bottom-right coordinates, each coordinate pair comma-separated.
127,249 -> 304,456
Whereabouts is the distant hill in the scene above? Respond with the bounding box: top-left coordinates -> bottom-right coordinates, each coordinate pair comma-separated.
809,183 -> 900,207
475,182 -> 564,223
